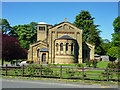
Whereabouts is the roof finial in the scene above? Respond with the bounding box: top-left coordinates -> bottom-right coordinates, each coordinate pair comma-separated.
65,18 -> 67,22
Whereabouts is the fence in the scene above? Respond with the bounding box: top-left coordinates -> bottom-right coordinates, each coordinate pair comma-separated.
1,64 -> 119,82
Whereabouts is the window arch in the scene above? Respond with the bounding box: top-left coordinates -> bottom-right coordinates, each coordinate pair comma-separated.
60,43 -> 63,51
71,43 -> 73,54
66,43 -> 69,51
37,49 -> 40,58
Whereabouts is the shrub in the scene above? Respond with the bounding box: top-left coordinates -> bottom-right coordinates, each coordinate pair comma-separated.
91,59 -> 98,68
66,68 -> 75,76
75,63 -> 83,67
84,58 -> 91,67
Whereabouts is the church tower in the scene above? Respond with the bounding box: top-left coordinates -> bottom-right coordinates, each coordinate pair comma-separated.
37,22 -> 47,42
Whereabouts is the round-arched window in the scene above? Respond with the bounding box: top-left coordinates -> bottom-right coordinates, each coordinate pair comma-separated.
71,43 -> 73,54
66,43 -> 69,51
60,43 -> 63,51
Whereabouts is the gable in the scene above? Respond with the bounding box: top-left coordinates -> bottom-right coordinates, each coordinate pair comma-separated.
49,21 -> 82,32
30,40 -> 48,47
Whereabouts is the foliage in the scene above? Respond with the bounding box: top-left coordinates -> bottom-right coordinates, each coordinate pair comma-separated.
75,63 -> 83,67
100,39 -> 111,55
107,61 -> 119,69
2,32 -> 27,62
74,10 -> 102,55
111,32 -> 120,47
74,10 -> 94,42
113,16 -> 120,33
107,16 -> 120,60
9,22 -> 37,50
84,58 -> 91,67
66,68 -> 76,76
107,47 -> 119,61
0,18 -> 12,34
90,59 -> 98,68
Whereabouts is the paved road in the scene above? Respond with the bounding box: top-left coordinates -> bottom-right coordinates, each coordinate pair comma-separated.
1,78 -> 118,88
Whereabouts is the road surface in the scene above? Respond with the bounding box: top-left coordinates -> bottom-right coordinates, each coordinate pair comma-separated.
1,78 -> 118,88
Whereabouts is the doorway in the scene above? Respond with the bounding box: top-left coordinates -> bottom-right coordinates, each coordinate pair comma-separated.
42,53 -> 46,64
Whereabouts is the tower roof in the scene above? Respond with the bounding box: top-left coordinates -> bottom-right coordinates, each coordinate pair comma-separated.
38,22 -> 47,24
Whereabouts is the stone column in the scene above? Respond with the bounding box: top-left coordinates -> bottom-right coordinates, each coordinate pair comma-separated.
59,43 -> 61,55
68,44 -> 71,55
63,42 -> 66,55
40,52 -> 42,64
46,52 -> 48,64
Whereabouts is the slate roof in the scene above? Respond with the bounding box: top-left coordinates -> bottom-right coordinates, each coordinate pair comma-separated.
40,48 -> 49,52
94,54 -> 100,57
56,34 -> 74,40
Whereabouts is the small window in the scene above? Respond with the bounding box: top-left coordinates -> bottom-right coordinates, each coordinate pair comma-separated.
56,43 -> 58,51
66,43 -> 69,51
71,43 -> 73,54
39,26 -> 45,31
37,49 -> 40,58
60,43 -> 63,51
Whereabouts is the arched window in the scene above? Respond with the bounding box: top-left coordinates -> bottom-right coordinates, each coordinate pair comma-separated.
66,43 -> 69,51
56,43 -> 58,51
37,49 -> 40,58
60,43 -> 63,51
71,43 -> 73,54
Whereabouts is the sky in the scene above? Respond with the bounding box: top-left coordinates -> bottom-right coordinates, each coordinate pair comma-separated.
2,2 -> 118,41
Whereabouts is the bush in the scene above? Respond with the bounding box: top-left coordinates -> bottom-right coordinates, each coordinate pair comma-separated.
107,61 -> 119,69
91,59 -> 98,68
84,58 -> 91,67
75,63 -> 83,67
66,68 -> 75,76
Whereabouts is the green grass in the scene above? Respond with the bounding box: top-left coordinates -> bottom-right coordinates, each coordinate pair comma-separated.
49,61 -> 109,69
97,61 -> 109,68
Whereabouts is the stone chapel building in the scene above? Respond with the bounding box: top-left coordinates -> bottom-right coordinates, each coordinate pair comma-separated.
27,19 -> 95,64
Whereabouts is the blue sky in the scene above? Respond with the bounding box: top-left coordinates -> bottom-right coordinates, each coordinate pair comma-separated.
2,2 -> 118,41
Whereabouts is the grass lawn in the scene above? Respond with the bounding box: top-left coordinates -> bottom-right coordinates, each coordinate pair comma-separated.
48,61 -> 109,69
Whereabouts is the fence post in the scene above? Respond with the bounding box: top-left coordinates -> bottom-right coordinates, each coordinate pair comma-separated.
40,65 -> 42,78
82,66 -> 84,81
60,65 -> 62,79
106,67 -> 109,82
22,64 -> 24,77
5,64 -> 7,76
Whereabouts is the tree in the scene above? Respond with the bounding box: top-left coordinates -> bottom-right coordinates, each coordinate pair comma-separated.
74,10 -> 94,42
107,16 -> 120,60
100,39 -> 111,55
113,16 -> 120,33
0,18 -> 12,34
107,47 -> 119,61
2,32 -> 27,66
9,22 -> 37,50
74,10 -> 102,55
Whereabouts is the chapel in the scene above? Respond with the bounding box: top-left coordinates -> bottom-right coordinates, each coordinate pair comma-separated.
27,19 -> 95,64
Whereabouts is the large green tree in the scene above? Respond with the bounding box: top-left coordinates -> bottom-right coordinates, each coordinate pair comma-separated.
74,10 -> 94,42
107,16 -> 120,61
74,10 -> 102,55
9,22 -> 37,50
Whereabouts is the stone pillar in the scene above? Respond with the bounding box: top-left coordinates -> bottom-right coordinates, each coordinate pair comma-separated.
59,43 -> 61,55
63,42 -> 66,55
69,44 -> 71,55
72,43 -> 75,55
49,31 -> 52,63
40,52 -> 42,64
46,52 -> 48,64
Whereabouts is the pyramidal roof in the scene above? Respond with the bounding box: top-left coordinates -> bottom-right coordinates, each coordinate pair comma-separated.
38,22 -> 47,24
56,34 -> 74,40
